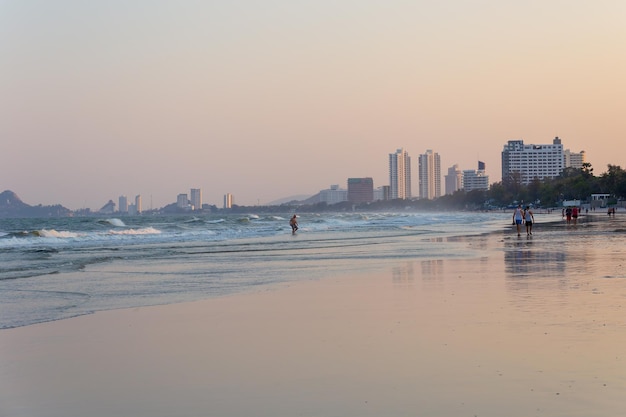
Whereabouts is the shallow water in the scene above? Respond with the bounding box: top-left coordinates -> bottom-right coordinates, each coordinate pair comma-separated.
0,211 -> 509,328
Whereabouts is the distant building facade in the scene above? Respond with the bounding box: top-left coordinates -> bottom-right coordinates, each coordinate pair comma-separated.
319,185 -> 348,204
445,164 -> 463,195
418,150 -> 441,200
375,185 -> 390,201
463,161 -> 490,192
190,188 -> 202,210
389,148 -> 411,199
347,178 -> 374,203
177,193 -> 190,209
118,195 -> 128,213
135,195 -> 142,214
501,137 -> 564,185
224,193 -> 233,209
564,149 -> 586,169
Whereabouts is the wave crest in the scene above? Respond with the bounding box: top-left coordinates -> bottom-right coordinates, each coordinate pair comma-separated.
38,229 -> 80,238
108,227 -> 161,236
99,218 -> 126,227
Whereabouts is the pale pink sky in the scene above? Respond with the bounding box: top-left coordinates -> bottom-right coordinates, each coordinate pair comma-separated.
2,1 -> 625,210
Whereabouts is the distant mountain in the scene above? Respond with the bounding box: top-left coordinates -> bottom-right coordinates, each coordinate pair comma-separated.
266,194 -> 313,205
0,190 -> 72,218
0,190 -> 28,209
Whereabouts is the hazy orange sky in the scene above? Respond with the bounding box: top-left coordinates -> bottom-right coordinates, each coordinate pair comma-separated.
2,1 -> 625,210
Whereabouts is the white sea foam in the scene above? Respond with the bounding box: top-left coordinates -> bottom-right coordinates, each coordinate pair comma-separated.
108,227 -> 161,236
38,229 -> 80,238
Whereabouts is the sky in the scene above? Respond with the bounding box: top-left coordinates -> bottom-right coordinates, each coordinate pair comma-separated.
2,1 -> 626,210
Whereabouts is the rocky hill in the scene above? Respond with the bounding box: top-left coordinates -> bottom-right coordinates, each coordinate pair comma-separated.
0,190 -> 72,218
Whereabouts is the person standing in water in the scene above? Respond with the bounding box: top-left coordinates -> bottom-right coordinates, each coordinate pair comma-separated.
524,206 -> 534,236
572,206 -> 579,225
513,205 -> 524,237
289,214 -> 298,234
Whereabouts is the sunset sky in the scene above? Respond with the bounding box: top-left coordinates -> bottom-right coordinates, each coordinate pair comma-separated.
2,1 -> 625,210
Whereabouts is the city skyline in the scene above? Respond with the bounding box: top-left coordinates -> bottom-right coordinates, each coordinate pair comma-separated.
2,1 -> 625,210
0,136 -> 596,211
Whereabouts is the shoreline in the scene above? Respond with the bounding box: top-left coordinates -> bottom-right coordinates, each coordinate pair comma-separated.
1,213 -> 625,417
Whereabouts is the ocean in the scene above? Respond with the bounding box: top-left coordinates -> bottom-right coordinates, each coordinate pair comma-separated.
0,211 -> 509,329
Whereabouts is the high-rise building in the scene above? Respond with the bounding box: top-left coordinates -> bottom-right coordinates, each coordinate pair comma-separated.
418,150 -> 441,200
502,137 -> 564,185
135,195 -> 142,214
347,178 -> 374,203
177,193 -> 189,209
445,164 -> 463,195
190,188 -> 202,211
118,195 -> 128,213
463,161 -> 489,191
389,148 -> 411,199
224,193 -> 233,209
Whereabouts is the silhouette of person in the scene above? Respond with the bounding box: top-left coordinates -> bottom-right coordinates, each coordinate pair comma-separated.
289,214 -> 298,234
512,205 -> 524,237
524,206 -> 534,235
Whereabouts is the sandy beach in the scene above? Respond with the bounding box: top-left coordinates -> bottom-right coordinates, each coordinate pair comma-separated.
1,213 -> 625,417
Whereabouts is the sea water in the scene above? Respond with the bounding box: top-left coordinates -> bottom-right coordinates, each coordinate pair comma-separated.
0,211 -> 508,329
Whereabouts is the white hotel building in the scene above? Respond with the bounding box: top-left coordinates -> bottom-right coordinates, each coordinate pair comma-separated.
502,137 -> 568,185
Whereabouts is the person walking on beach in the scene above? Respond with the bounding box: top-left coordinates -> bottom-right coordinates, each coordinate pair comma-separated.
513,205 -> 524,237
572,206 -> 579,225
565,207 -> 572,224
524,206 -> 534,235
289,214 -> 298,234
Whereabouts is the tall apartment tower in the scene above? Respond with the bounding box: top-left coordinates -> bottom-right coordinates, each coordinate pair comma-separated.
418,150 -> 441,200
445,164 -> 463,195
190,188 -> 202,210
389,148 -> 411,199
118,195 -> 128,213
501,137 -> 564,185
224,193 -> 233,209
135,195 -> 142,214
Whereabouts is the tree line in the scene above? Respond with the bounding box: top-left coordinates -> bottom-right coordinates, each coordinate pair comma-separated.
438,163 -> 626,210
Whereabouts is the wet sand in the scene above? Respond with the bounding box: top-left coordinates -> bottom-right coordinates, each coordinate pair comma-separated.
1,213 -> 625,417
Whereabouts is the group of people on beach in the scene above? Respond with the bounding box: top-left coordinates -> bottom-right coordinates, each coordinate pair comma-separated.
562,206 -> 580,225
512,204 -> 534,237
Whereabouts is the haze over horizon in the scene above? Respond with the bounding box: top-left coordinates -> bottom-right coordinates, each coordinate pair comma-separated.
2,1 -> 625,210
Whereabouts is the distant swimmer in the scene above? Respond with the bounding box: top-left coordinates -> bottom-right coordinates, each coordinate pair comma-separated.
289,214 -> 299,234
